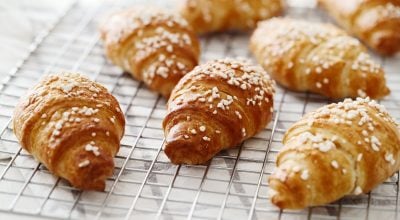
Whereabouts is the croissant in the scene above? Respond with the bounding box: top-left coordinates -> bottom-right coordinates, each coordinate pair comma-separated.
250,18 -> 390,99
162,58 -> 275,164
318,0 -> 400,56
269,97 -> 400,209
179,0 -> 283,34
100,7 -> 200,98
13,73 -> 125,190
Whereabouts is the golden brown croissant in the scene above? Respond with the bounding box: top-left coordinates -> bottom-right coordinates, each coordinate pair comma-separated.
163,58 -> 275,164
318,0 -> 400,56
13,73 -> 125,190
100,7 -> 200,98
269,97 -> 400,209
250,18 -> 390,100
179,0 -> 283,34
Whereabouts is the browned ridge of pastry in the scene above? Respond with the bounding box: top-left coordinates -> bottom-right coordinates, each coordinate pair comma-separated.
13,73 -> 125,190
100,7 -> 200,98
269,97 -> 400,209
179,0 -> 283,34
250,18 -> 390,100
163,58 -> 275,164
318,0 -> 400,56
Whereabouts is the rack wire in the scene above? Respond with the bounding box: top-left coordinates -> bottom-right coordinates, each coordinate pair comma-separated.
1,0 -> 400,219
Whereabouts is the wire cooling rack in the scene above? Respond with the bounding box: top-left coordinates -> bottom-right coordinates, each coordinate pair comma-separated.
1,0 -> 400,219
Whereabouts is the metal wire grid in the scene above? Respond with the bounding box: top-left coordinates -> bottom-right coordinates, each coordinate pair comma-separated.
0,1 -> 400,219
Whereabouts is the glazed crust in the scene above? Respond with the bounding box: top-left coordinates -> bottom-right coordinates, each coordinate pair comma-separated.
100,7 -> 200,97
179,0 -> 283,34
318,0 -> 400,55
13,73 -> 125,190
269,98 -> 400,209
250,18 -> 390,100
163,58 -> 275,164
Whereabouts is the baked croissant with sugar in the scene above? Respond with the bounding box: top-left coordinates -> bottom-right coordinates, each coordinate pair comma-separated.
163,58 -> 275,164
179,0 -> 283,34
100,7 -> 200,98
269,98 -> 400,209
13,73 -> 125,190
318,0 -> 400,55
250,18 -> 390,99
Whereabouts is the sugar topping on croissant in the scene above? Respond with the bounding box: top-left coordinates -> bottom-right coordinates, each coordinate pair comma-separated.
101,7 -> 189,45
375,2 -> 400,20
40,73 -> 123,149
164,58 -> 275,164
318,0 -> 400,55
254,18 -> 382,75
179,0 -> 283,33
269,97 -> 400,209
100,7 -> 200,97
250,18 -> 389,99
170,58 -> 276,115
298,98 -> 398,152
13,72 -> 125,190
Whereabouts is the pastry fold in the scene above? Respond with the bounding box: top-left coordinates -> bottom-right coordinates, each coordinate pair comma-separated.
163,58 -> 275,164
250,18 -> 390,99
179,0 -> 283,34
100,7 -> 200,97
269,98 -> 400,209
318,0 -> 400,55
13,73 -> 125,190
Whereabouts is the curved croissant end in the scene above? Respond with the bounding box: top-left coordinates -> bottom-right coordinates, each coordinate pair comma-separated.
250,18 -> 390,99
179,0 -> 284,34
100,7 -> 200,97
318,0 -> 400,55
269,98 -> 400,209
13,72 -> 125,190
163,58 -> 275,164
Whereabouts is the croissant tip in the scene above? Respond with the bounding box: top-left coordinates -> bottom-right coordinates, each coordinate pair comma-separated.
66,151 -> 115,191
268,177 -> 307,210
164,137 -> 209,165
73,180 -> 106,191
385,87 -> 391,96
270,195 -> 285,210
269,190 -> 303,210
70,169 -> 110,191
268,188 -> 283,209
269,184 -> 289,209
371,32 -> 400,56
